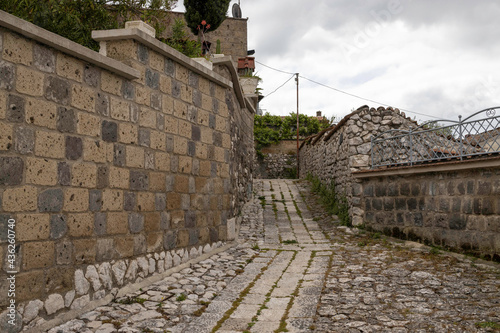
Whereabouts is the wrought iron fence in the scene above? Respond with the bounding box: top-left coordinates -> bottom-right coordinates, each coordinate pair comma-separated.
371,107 -> 500,168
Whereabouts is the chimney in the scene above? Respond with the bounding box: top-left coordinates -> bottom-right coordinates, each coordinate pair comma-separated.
316,111 -> 322,117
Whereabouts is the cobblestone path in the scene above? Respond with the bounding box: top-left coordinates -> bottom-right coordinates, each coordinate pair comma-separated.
49,179 -> 500,333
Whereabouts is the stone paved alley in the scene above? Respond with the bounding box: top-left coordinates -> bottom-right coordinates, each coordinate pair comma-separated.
48,179 -> 500,333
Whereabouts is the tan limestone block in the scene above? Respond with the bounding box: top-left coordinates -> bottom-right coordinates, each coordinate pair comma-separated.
149,172 -> 166,191
201,94 -> 212,111
175,175 -> 189,193
72,163 -> 97,188
110,98 -> 130,121
68,213 -> 93,237
173,100 -> 187,119
83,138 -> 108,163
0,122 -> 13,150
178,119 -> 192,138
175,65 -> 189,84
109,166 -> 130,189
26,157 -> 57,186
218,225 -> 227,241
126,145 -> 145,168
199,160 -> 211,177
160,75 -> 172,94
196,214 -> 207,228
101,70 -> 123,96
139,107 -> 156,129
150,130 -> 166,150
166,192 -> 181,210
71,84 -> 96,112
215,85 -> 226,102
119,123 -> 138,144
200,127 -> 212,144
135,85 -> 151,106
180,84 -> 192,103
16,214 -> 50,241
195,177 -> 209,193
218,102 -> 228,118
0,90 -> 6,119
222,133 -> 231,149
198,77 -> 210,95
15,270 -> 44,303
213,178 -> 224,194
195,142 -> 208,159
129,61 -> 146,86
106,40 -> 137,63
197,109 -> 209,126
107,212 -> 128,234
215,147 -> 226,162
209,195 -> 219,211
146,232 -> 163,253
115,236 -> 134,257
177,229 -> 189,247
162,94 -> 174,114
26,98 -> 57,129
221,163 -> 230,179
199,227 -> 209,243
35,130 -> 64,158
16,66 -> 44,96
178,156 -> 192,174
3,32 -> 33,65
144,212 -> 160,231
216,116 -> 227,131
191,194 -> 206,210
173,137 -> 187,155
102,189 -> 123,211
150,51 -> 164,72
73,238 -> 96,264
164,115 -> 178,134
137,192 -> 155,211
23,241 -> 54,270
57,53 -> 83,82
64,188 -> 89,212
77,112 -> 100,137
169,209 -> 184,228
155,152 -> 170,172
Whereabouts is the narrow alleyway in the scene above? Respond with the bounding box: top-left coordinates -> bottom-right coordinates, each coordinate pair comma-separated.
49,179 -> 500,333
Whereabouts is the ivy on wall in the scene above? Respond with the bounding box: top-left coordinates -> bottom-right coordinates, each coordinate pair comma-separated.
254,112 -> 333,157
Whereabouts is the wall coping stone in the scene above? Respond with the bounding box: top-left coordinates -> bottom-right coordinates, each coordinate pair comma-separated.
212,56 -> 255,113
353,155 -> 500,179
92,28 -> 234,90
0,10 -> 140,80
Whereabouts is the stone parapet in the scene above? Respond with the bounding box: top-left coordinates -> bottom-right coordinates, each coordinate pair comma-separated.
0,11 -> 254,328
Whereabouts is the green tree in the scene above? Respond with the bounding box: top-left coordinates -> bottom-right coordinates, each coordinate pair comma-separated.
0,0 -> 177,51
184,0 -> 231,35
161,18 -> 201,57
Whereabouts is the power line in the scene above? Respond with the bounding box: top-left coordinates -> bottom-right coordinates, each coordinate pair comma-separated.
265,74 -> 296,98
256,60 -> 296,75
256,60 -> 440,120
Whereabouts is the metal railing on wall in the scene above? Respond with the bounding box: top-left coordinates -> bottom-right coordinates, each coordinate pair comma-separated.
371,107 -> 500,169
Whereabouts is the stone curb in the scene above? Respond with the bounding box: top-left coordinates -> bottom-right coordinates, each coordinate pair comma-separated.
24,241 -> 236,333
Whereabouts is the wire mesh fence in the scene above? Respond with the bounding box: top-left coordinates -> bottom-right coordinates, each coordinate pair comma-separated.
371,107 -> 500,168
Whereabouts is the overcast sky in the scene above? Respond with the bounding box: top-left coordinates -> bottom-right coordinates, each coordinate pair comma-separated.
175,0 -> 500,122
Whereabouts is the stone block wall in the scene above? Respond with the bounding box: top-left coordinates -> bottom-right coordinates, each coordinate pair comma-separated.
0,11 -> 253,328
354,162 -> 500,260
255,140 -> 298,179
299,106 -> 415,224
164,12 -> 248,61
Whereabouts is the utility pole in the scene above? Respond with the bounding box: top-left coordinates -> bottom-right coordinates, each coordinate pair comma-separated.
295,73 -> 299,178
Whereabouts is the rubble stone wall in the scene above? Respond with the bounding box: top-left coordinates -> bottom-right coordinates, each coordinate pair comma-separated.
0,11 -> 253,328
255,140 -> 298,179
354,163 -> 500,260
299,106 -> 415,224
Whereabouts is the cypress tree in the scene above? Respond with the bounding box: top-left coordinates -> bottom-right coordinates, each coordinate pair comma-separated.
184,0 -> 231,35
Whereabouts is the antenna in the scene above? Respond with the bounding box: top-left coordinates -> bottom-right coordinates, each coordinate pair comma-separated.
232,3 -> 242,18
